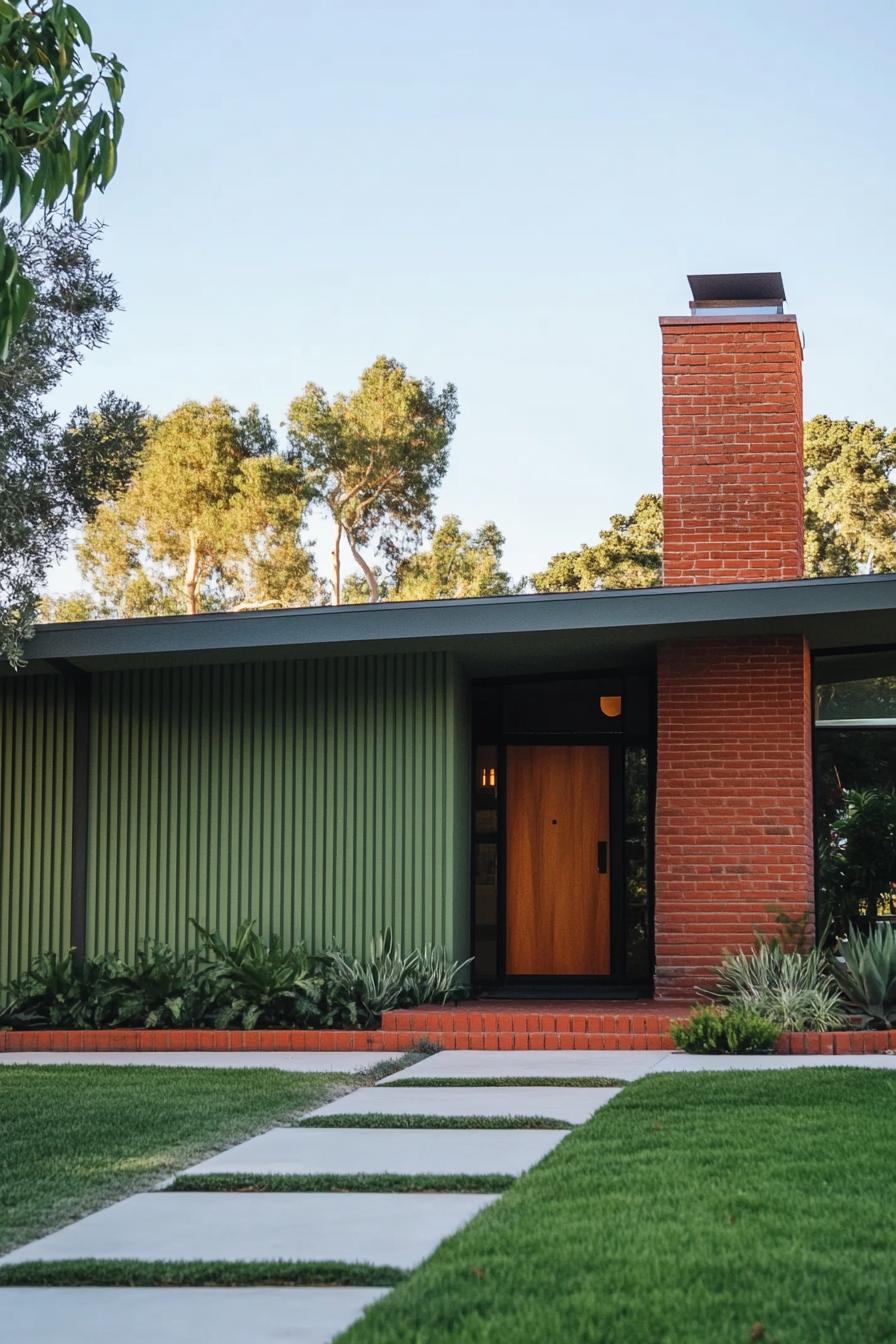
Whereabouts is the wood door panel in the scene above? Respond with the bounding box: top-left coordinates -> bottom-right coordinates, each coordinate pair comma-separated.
505,745 -> 610,976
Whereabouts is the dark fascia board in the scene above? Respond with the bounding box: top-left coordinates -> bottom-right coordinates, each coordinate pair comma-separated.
12,573 -> 896,676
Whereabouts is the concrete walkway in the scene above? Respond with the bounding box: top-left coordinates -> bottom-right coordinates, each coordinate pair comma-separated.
380,1048 -> 896,1082
0,1051 -> 402,1073
0,1287 -> 390,1344
1,1050 -> 620,1341
6,1049 -> 896,1341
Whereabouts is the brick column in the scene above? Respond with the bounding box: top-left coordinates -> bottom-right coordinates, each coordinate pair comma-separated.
654,637 -> 814,998
654,302 -> 814,999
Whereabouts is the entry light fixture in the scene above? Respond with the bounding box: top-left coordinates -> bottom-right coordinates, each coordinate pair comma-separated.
480,766 -> 496,788
599,695 -> 623,719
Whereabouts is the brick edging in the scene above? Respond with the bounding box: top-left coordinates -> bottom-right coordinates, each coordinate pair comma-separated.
775,1030 -> 896,1055
1,1027 -> 896,1053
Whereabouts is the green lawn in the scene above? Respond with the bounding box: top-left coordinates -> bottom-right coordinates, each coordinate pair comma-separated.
341,1069 -> 896,1344
0,1064 -> 345,1254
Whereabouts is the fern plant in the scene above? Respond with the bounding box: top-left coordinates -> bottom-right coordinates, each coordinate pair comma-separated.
830,923 -> 896,1027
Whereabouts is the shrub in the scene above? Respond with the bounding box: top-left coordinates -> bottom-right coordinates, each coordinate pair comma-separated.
710,940 -> 845,1031
830,922 -> 896,1028
670,1005 -> 779,1055
322,928 -> 472,1029
193,919 -> 325,1030
0,950 -> 125,1029
111,941 -> 215,1029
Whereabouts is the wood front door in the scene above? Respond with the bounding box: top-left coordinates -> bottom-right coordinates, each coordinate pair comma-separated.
505,745 -> 611,976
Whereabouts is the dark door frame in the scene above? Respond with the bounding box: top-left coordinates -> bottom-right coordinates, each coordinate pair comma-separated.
470,670 -> 655,993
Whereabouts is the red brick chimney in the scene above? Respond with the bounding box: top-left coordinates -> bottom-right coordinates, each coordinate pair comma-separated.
653,274 -> 814,1000
660,273 -> 804,586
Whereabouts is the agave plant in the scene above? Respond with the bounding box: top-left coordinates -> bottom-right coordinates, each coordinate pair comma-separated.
830,922 -> 896,1027
192,918 -> 325,1030
710,940 -> 845,1031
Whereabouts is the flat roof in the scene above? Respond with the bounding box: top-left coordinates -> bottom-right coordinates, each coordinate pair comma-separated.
11,573 -> 896,679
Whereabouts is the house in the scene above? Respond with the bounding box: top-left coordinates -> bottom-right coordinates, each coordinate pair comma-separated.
2,273 -> 895,1000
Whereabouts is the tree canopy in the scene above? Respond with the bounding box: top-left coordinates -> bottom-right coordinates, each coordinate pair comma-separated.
286,356 -> 458,603
342,514 -> 522,603
804,415 -> 896,577
73,399 -> 320,617
0,1 -> 125,357
531,493 -> 663,593
0,214 -> 143,664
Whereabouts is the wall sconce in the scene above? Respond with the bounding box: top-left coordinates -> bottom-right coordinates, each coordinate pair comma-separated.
480,766 -> 496,788
599,695 -> 622,719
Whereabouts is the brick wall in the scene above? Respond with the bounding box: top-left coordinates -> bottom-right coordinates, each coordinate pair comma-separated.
660,315 -> 803,586
654,637 -> 814,998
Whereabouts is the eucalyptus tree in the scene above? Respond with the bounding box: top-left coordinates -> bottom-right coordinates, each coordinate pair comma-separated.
286,356 -> 458,603
75,399 -> 320,617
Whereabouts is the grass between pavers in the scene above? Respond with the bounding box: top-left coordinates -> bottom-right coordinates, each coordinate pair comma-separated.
339,1069 -> 896,1344
0,1064 -> 352,1255
169,1172 -> 516,1194
295,1114 -> 571,1130
0,1258 -> 407,1288
380,1076 -> 624,1088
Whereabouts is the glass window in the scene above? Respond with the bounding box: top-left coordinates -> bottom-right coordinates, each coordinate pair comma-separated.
624,746 -> 651,980
815,652 -> 896,724
473,747 -> 499,979
815,729 -> 896,936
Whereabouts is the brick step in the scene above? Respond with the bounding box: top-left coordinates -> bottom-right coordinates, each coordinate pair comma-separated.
382,1006 -> 689,1036
380,1030 -> 678,1051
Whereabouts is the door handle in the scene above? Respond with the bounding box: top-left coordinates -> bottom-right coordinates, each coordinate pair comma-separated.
596,841 -> 608,874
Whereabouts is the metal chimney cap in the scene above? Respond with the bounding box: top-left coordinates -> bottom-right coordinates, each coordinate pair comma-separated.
687,272 -> 786,303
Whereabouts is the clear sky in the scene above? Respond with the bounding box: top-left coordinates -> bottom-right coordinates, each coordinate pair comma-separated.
45,0 -> 896,593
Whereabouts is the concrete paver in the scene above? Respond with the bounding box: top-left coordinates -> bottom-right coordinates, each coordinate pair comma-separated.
1,1192 -> 498,1271
380,1049 -> 668,1083
181,1125 -> 565,1177
652,1052 -> 896,1071
0,1051 -> 400,1073
308,1085 -> 620,1124
0,1286 -> 389,1344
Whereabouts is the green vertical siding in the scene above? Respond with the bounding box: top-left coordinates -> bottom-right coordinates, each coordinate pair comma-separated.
0,675 -> 74,986
86,652 -> 470,961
